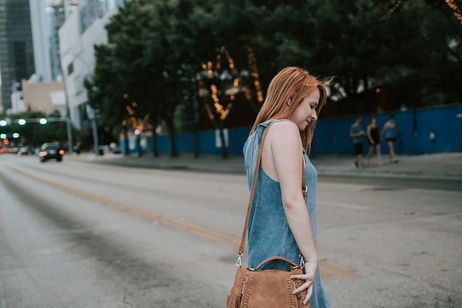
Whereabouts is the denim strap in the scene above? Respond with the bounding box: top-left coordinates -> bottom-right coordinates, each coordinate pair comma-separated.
237,121 -> 307,257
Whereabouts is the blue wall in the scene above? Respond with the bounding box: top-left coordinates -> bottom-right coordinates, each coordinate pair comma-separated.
313,105 -> 462,154
121,105 -> 462,156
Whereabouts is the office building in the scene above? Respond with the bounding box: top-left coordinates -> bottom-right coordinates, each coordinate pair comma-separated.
0,0 -> 35,112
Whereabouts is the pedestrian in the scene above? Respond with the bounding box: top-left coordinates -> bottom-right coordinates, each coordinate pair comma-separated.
73,141 -> 81,155
350,117 -> 365,167
383,115 -> 399,163
230,67 -> 331,308
366,116 -> 383,166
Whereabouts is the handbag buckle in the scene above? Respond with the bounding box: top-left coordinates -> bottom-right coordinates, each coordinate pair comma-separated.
290,265 -> 301,270
236,254 -> 243,267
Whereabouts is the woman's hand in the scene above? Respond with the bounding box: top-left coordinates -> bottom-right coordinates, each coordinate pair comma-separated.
290,261 -> 317,305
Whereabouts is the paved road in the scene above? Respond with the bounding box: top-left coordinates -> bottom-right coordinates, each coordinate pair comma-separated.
0,155 -> 461,307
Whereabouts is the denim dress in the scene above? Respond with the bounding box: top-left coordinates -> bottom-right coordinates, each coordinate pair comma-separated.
243,119 -> 331,308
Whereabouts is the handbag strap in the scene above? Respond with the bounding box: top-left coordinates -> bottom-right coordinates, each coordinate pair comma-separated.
238,121 -> 307,258
254,256 -> 299,271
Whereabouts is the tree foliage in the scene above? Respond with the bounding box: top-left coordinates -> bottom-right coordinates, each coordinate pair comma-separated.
86,0 -> 461,156
0,111 -> 68,147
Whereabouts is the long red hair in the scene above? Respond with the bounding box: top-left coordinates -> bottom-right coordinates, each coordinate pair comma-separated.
250,67 -> 328,151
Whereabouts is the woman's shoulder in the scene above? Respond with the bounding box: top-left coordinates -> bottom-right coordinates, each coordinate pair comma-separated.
266,120 -> 301,150
266,119 -> 299,134
244,119 -> 298,154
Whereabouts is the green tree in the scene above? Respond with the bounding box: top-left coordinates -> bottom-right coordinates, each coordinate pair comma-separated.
1,111 -> 68,147
84,44 -> 132,155
88,0 -> 461,158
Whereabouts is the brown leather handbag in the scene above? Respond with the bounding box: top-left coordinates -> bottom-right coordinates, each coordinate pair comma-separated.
227,122 -> 310,308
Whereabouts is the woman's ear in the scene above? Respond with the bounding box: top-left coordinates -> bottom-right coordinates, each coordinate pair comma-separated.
286,97 -> 292,107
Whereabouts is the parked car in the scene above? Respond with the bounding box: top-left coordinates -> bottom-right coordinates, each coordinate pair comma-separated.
0,147 -> 13,153
18,146 -> 30,156
39,143 -> 64,162
109,142 -> 121,154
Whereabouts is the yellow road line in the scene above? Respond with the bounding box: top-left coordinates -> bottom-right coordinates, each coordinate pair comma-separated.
10,166 -> 239,247
319,262 -> 355,278
10,166 -> 354,279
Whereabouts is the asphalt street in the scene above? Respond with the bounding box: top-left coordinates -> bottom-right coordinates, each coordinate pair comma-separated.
0,155 -> 461,307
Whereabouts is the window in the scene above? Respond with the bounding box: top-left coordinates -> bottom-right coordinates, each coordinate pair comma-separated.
67,62 -> 74,75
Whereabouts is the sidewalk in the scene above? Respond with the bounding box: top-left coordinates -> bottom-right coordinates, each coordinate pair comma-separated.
69,151 -> 462,181
312,152 -> 462,181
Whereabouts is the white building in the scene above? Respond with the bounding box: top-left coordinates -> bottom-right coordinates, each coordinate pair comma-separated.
63,0 -> 80,18
11,90 -> 26,114
29,0 -> 52,82
29,0 -> 66,82
58,0 -> 123,129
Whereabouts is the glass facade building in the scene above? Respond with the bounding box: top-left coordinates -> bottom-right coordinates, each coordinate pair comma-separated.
0,0 -> 35,112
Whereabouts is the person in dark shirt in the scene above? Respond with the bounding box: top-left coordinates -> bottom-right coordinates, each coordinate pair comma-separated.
366,117 -> 383,166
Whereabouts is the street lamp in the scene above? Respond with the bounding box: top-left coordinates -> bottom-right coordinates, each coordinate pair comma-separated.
0,120 -> 6,126
39,118 -> 47,125
18,119 -> 26,125
0,134 -> 6,139
12,133 -> 20,138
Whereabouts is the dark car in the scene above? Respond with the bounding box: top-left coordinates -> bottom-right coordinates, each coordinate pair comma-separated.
39,144 -> 64,162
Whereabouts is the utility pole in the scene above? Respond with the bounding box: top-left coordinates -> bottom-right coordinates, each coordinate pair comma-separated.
87,104 -> 100,155
60,72 -> 74,154
91,115 -> 99,155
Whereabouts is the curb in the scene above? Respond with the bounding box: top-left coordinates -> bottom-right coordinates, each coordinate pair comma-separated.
84,159 -> 246,174
75,158 -> 462,181
316,170 -> 462,182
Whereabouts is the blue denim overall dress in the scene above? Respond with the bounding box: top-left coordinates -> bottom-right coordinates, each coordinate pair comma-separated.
243,119 -> 331,308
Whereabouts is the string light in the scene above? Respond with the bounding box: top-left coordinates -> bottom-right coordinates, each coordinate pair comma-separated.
216,54 -> 222,69
199,45 -> 264,121
445,0 -> 462,24
223,48 -> 236,72
245,45 -> 264,103
210,84 -> 231,119
126,105 -> 134,115
387,0 -> 401,15
207,61 -> 214,78
199,47 -> 238,121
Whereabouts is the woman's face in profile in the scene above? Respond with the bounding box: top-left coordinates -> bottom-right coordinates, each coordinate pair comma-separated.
289,89 -> 320,131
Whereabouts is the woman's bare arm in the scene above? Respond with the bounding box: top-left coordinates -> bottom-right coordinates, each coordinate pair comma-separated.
367,125 -> 373,143
268,121 -> 317,262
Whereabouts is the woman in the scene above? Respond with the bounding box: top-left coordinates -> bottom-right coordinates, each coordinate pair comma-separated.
243,67 -> 331,307
382,115 -> 399,163
366,116 -> 383,166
